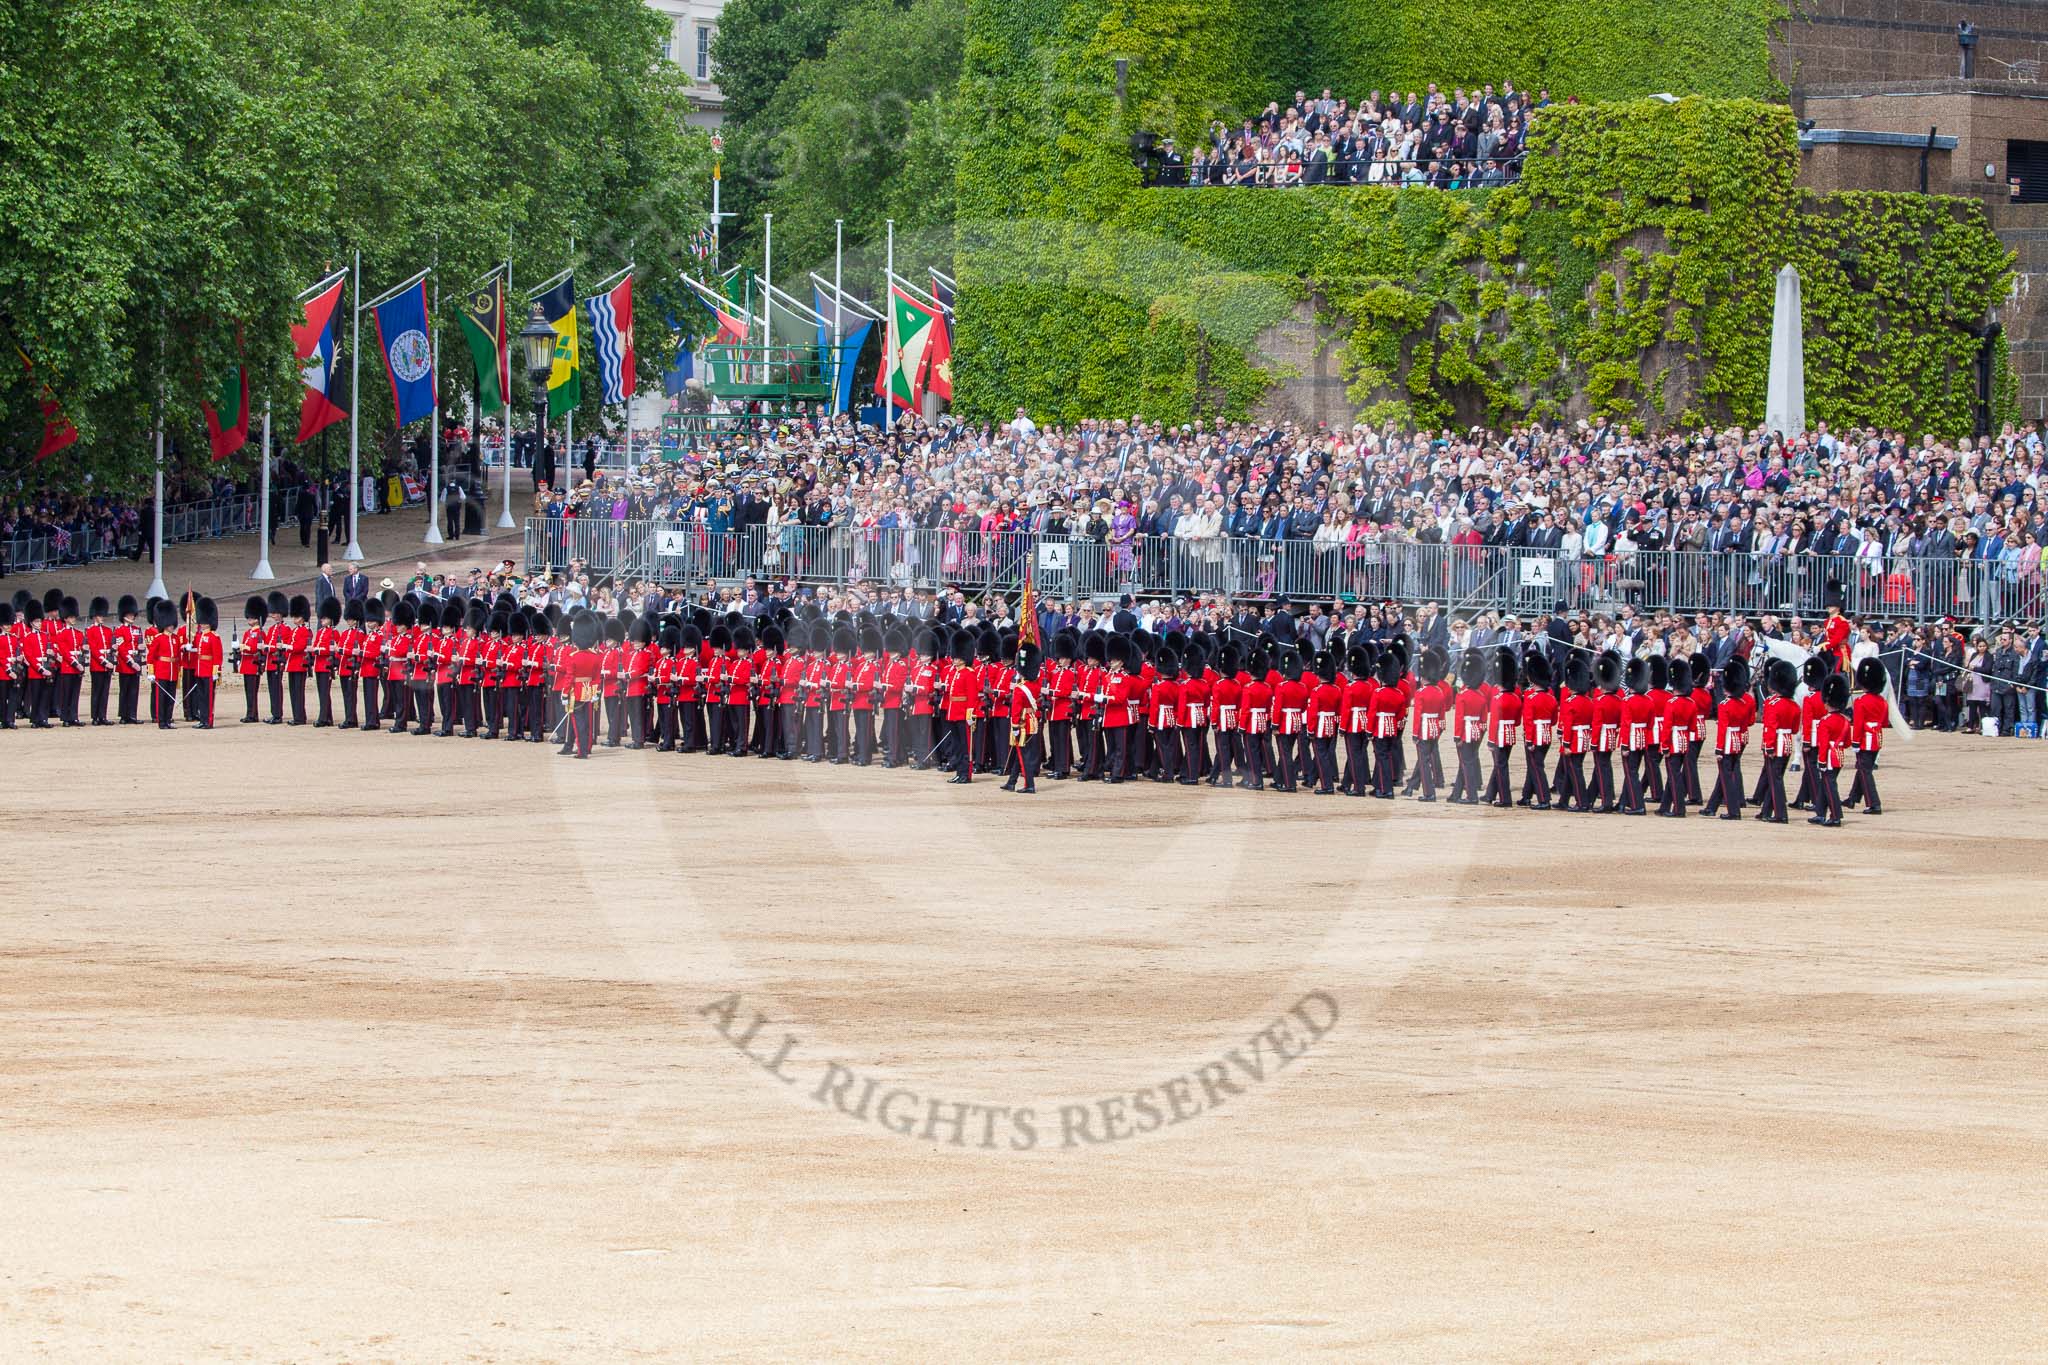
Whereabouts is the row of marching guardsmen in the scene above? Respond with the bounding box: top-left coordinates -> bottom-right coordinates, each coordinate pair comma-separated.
2,585 -> 1893,823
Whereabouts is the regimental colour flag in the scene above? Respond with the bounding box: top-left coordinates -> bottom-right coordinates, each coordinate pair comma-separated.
537,276 -> 581,420
458,272 -> 509,413
202,359 -> 250,460
920,305 -> 952,404
292,274 -> 349,444
586,275 -> 636,406
372,279 -> 436,429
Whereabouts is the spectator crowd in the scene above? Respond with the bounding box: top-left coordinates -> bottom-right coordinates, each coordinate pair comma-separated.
1151,81 -> 1546,188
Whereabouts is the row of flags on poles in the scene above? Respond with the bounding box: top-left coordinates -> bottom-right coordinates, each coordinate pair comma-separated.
25,260 -> 639,468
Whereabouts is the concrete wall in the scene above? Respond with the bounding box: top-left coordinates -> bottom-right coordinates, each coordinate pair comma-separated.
1799,82 -> 2048,194
1797,140 -> 1953,192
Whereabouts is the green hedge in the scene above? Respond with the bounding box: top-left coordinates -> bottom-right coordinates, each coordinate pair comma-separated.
954,4 -> 2014,433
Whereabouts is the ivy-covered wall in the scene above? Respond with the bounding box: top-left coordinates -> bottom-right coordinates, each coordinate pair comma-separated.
954,3 -> 2015,434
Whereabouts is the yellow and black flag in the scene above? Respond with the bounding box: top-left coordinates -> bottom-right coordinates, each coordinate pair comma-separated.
536,275 -> 580,420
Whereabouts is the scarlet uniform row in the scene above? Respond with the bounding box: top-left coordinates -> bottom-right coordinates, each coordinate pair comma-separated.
3,588 -> 1894,826
1,591 -> 222,729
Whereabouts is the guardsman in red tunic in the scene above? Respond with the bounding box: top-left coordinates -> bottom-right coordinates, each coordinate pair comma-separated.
1516,652 -> 1556,808
1237,644 -> 1272,791
1702,657 -> 1755,819
905,629 -> 939,769
112,594 -> 144,725
1656,659 -> 1699,818
979,631 -> 1012,774
51,594 -> 84,726
1484,649 -> 1522,808
280,594 -> 312,726
359,599 -> 388,732
850,624 -> 881,766
1789,656 -> 1830,812
797,624 -> 828,762
18,597 -> 54,727
1177,644 -> 1212,784
829,627 -> 858,764
944,628 -> 982,783
1590,651 -> 1625,813
1043,633 -> 1076,780
385,598 -> 419,733
652,621 -> 681,752
1449,648 -> 1489,804
1001,640 -> 1044,794
1306,648 -> 1342,795
311,597 -> 342,727
430,606 -> 464,737
1555,655 -> 1597,812
623,615 -> 655,750
1270,646 -> 1309,794
338,600 -> 367,729
559,611 -> 604,759
1205,642 -> 1242,789
236,596 -> 269,723
1843,657 -> 1890,816
1076,632 -> 1109,782
146,599 -> 181,728
776,625 -> 805,761
878,626 -> 909,768
84,596 -> 115,725
1367,651 -> 1408,799
0,602 -> 18,729
597,616 -> 626,747
1809,673 -> 1852,826
1339,646 -> 1377,797
1149,650 -> 1183,783
189,597 -> 225,727
1410,646 -> 1451,803
1755,658 -> 1800,824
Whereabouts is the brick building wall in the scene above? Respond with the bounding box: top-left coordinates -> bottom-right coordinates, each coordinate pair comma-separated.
1777,0 -> 2048,93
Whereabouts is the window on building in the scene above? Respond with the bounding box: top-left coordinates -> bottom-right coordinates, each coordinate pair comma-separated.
696,24 -> 715,81
2011,140 -> 2048,204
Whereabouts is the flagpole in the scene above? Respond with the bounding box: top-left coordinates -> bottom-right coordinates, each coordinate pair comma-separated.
834,219 -> 844,416
564,235 -> 575,486
885,219 -> 895,433
500,258 -> 516,529
146,410 -> 167,601
425,259 -> 444,545
763,213 -> 773,369
345,250 -> 364,561
254,402 -> 275,580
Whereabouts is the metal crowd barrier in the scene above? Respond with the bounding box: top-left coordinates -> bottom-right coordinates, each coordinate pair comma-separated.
520,519 -> 2048,626
4,494 -> 257,577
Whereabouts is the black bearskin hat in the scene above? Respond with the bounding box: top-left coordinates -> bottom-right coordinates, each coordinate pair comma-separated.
604,617 -> 626,645
1017,640 -> 1043,682
660,621 -> 682,653
59,594 -> 78,619
365,598 -> 387,628
1083,632 -> 1108,665
1624,656 -> 1648,693
345,600 -> 367,627
1821,673 -> 1851,711
763,624 -> 786,655
88,595 -> 110,618
151,598 -> 178,631
916,629 -> 938,660
507,610 -> 528,638
1767,657 -> 1798,698
321,596 -> 344,625
1312,649 -> 1337,684
833,626 -> 857,656
951,630 -> 976,664
1522,651 -> 1552,691
1375,650 -> 1403,688
394,599 -> 417,629
679,623 -> 703,651
245,595 -> 268,623
1053,630 -> 1077,662
1348,645 -> 1373,680
1802,655 -> 1829,689
628,616 -> 654,645
42,587 -> 62,614
1460,646 -> 1487,689
1565,653 -> 1592,694
1492,646 -> 1517,691
733,624 -> 756,653
1722,657 -> 1750,696
1647,654 -> 1669,692
1156,650 -> 1181,681
289,594 -> 311,620
1595,650 -> 1623,692
196,597 -> 219,630
570,611 -> 602,651
1668,657 -> 1692,694
1855,656 -> 1887,695
708,624 -> 732,652
118,594 -> 139,619
1278,646 -> 1304,681
1420,646 -> 1449,686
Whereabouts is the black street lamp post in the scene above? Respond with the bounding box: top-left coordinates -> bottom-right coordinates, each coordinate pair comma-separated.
519,302 -> 556,498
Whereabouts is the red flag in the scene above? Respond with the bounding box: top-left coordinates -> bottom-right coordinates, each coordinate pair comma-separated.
202,362 -> 250,460
294,275 -> 349,443
919,310 -> 952,404
18,347 -> 78,461
712,306 -> 746,345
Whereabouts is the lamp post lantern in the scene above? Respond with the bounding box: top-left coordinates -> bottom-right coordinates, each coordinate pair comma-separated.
519,300 -> 555,510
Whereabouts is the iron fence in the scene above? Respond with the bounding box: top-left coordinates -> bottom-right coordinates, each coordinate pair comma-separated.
520,519 -> 2048,626
4,495 -> 257,577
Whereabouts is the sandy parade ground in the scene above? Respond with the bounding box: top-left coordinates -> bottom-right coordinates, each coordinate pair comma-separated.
2,707 -> 2045,1362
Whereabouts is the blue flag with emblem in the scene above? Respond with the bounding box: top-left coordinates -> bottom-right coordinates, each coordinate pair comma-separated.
372,280 -> 435,428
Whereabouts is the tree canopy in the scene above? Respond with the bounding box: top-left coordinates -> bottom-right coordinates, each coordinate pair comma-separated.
1,0 -> 709,492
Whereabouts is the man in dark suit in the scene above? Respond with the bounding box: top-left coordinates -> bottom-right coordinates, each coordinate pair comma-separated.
343,569 -> 370,603
315,564 -> 338,608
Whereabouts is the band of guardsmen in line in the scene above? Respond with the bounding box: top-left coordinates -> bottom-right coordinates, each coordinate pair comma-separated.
1,584 -> 1895,825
